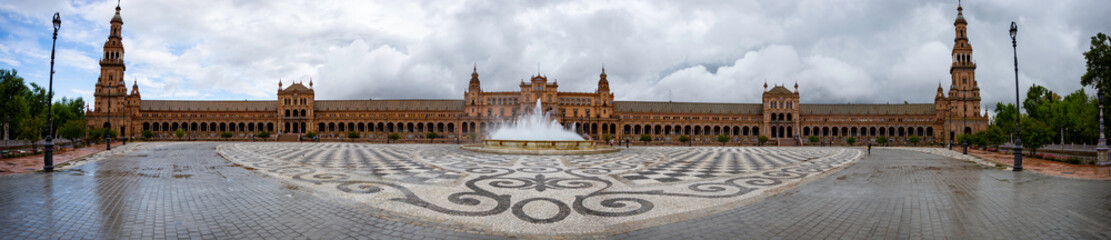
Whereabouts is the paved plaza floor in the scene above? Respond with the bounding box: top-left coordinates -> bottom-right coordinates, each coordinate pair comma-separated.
0,142 -> 1108,239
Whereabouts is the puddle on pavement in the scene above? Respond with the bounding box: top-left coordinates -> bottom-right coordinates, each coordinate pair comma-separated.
172,174 -> 192,179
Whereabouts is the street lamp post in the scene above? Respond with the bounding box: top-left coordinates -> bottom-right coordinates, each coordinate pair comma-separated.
963,104 -> 968,155
43,13 -> 61,172
1010,22 -> 1023,171
106,79 -> 112,151
1097,85 -> 1108,168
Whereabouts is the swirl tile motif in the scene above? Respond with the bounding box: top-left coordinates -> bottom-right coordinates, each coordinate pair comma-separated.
217,143 -> 861,235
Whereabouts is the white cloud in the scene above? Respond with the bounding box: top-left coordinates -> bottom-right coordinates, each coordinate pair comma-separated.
0,0 -> 1106,112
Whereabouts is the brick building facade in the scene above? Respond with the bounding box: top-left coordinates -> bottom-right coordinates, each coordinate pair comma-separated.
87,4 -> 988,145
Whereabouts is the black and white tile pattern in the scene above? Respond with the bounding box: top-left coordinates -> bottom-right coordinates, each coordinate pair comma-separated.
217,143 -> 861,235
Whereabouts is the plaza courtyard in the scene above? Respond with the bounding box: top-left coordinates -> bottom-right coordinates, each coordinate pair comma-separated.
0,142 -> 1109,239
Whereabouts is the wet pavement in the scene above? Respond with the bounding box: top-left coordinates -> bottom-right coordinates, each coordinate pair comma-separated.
0,142 -> 1108,239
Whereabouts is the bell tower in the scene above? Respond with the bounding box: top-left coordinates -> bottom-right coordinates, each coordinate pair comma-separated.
94,2 -> 127,115
464,65 -> 483,117
947,2 -> 981,119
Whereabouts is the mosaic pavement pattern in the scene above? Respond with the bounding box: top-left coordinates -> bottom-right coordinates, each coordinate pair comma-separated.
217,143 -> 862,235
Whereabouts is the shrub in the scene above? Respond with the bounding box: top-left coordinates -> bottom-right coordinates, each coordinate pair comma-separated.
678,135 -> 690,143
388,133 -> 401,141
175,129 -> 186,139
808,136 -> 820,144
846,137 -> 856,146
347,131 -> 361,139
876,136 -> 888,146
908,135 -> 920,145
141,130 -> 153,140
220,131 -> 233,139
639,134 -> 652,144
602,134 -> 612,142
304,132 -> 317,139
757,136 -> 769,146
257,131 -> 270,138
425,132 -> 438,140
716,135 -> 729,145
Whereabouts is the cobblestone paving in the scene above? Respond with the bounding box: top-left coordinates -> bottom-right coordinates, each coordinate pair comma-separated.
0,143 -> 505,239
619,148 -> 1111,239
0,143 -> 1108,239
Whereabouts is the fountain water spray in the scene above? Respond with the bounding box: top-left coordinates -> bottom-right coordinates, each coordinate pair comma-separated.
488,99 -> 584,141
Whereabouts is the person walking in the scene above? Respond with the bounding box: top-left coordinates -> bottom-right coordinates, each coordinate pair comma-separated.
867,142 -> 872,155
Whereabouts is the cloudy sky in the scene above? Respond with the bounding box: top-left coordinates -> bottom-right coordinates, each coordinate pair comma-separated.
1,0 -> 1108,113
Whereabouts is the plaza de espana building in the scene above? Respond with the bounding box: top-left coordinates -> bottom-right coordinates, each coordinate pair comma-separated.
87,4 -> 988,145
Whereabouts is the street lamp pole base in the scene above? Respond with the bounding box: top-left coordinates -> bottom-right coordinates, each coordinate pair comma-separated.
43,141 -> 54,172
1013,145 -> 1023,171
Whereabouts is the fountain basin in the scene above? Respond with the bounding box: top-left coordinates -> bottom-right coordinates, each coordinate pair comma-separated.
461,140 -> 619,155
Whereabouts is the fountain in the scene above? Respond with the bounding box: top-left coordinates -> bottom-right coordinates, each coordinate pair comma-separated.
462,99 -> 618,155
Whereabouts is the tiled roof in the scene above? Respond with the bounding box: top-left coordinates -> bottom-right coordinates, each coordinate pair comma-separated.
800,103 -> 935,115
314,100 -> 464,111
614,101 -> 762,114
140,100 -> 277,111
281,83 -> 312,92
766,86 -> 793,94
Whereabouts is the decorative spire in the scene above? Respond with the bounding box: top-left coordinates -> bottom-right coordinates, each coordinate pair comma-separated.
111,0 -> 123,23
763,81 -> 768,90
794,81 -> 798,90
309,77 -> 313,88
954,0 -> 966,25
473,63 -> 477,73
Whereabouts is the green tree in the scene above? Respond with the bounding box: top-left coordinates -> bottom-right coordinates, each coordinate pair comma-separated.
50,97 -> 85,134
142,130 -> 153,140
388,133 -> 401,142
425,132 -> 438,142
982,125 -> 1008,147
1080,33 -> 1111,137
257,130 -> 270,138
99,128 -> 118,140
1020,116 -> 1053,155
58,120 -> 86,145
17,116 -> 44,149
175,129 -> 186,139
678,135 -> 690,144
908,135 -> 920,145
601,134 -> 612,142
1,69 -> 30,141
876,136 -> 888,146
1059,89 -> 1099,143
757,135 -> 769,146
639,134 -> 652,144
716,135 -> 729,145
220,131 -> 233,139
845,137 -> 856,146
304,131 -> 317,139
348,131 -> 361,139
992,103 -> 1019,135
88,128 -> 104,144
808,136 -> 820,144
